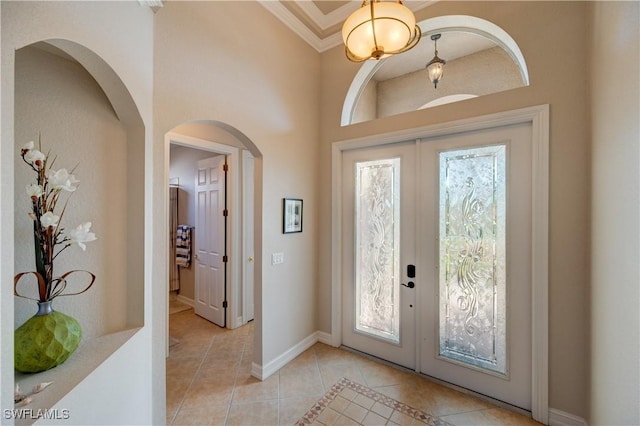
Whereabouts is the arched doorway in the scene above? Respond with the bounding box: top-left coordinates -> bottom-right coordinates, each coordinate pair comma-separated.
163,120 -> 263,338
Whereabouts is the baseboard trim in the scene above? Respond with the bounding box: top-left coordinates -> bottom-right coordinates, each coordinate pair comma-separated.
176,295 -> 194,307
251,331 -> 322,380
549,408 -> 587,426
230,315 -> 244,330
317,331 -> 334,346
250,362 -> 263,380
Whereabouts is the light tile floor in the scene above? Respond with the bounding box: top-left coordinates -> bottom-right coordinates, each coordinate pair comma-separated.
167,309 -> 540,425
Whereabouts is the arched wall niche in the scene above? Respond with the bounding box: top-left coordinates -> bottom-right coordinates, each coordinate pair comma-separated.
14,39 -> 145,335
341,15 -> 530,126
12,38 -> 146,408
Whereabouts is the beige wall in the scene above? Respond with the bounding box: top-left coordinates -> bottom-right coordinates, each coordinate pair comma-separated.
320,1 -> 590,418
353,78 -> 378,124
154,1 -> 321,366
375,47 -> 523,120
589,2 -> 640,424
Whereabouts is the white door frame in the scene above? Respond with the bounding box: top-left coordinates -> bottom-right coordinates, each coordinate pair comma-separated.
242,150 -> 255,322
331,105 -> 549,423
164,132 -> 246,330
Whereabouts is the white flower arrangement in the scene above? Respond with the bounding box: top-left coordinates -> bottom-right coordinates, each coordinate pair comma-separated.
15,140 -> 97,303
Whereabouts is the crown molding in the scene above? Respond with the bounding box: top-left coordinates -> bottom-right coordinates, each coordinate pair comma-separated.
260,1 -> 438,53
296,1 -> 360,31
259,1 -> 344,53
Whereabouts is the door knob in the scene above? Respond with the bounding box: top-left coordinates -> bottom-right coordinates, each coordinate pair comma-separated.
248,256 -> 254,262
401,281 -> 415,289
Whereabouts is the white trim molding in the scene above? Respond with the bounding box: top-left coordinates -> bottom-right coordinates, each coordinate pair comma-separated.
176,294 -> 194,308
331,105 -> 550,424
259,1 -> 436,53
548,408 -> 588,426
317,331 -> 334,346
251,331 -> 322,380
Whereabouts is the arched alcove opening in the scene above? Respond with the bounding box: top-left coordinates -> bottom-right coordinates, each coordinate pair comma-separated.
12,38 -> 146,411
342,15 -> 530,126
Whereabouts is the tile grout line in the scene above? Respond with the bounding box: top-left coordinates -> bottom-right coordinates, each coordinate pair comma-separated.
277,362 -> 281,426
223,332 -> 243,426
314,346 -> 329,394
226,324 -> 257,425
169,316 -> 218,425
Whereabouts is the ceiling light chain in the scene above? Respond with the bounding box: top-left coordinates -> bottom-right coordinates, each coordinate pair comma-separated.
368,1 -> 382,59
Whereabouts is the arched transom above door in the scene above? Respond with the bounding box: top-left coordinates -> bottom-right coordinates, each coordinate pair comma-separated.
341,15 -> 530,126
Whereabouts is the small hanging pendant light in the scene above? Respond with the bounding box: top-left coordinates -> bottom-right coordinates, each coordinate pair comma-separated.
426,33 -> 446,88
342,0 -> 421,62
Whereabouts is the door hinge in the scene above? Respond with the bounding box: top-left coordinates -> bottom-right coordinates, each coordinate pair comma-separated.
223,255 -> 228,263
223,163 -> 229,172
222,301 -> 228,308
223,209 -> 229,217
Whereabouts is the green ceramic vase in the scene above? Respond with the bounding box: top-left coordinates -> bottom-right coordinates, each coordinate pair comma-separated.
14,301 -> 82,373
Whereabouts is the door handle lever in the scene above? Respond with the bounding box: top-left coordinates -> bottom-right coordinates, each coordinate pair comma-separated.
401,281 -> 415,289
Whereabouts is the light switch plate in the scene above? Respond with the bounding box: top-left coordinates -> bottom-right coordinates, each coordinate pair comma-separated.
272,252 -> 284,265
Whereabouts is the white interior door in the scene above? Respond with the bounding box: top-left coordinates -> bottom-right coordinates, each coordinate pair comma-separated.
340,122 -> 534,410
195,155 -> 226,327
341,142 -> 417,369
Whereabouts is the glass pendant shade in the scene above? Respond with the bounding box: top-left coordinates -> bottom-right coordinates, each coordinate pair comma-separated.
342,0 -> 420,62
426,57 -> 445,88
426,34 -> 446,88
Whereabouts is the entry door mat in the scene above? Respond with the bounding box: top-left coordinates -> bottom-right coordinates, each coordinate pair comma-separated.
295,377 -> 451,425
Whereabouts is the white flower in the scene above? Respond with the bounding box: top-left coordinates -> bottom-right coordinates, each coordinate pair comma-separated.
40,212 -> 60,229
68,222 -> 97,251
24,149 -> 46,167
22,141 -> 34,153
26,183 -> 44,199
48,168 -> 79,192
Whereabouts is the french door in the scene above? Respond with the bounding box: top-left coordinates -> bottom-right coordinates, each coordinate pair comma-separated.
341,122 -> 534,410
342,141 -> 417,368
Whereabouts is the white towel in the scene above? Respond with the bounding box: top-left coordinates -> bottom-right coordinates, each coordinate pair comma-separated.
176,225 -> 192,268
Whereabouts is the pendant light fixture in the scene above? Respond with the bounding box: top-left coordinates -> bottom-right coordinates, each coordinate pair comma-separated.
342,0 -> 421,62
426,33 -> 446,88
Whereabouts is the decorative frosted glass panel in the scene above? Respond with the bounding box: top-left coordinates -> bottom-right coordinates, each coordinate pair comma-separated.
439,145 -> 507,376
354,158 -> 401,343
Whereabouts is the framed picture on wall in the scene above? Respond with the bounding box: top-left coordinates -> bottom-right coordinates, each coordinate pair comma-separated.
283,198 -> 303,234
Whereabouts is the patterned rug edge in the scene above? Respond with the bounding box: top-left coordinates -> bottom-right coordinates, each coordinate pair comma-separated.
295,377 -> 450,425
